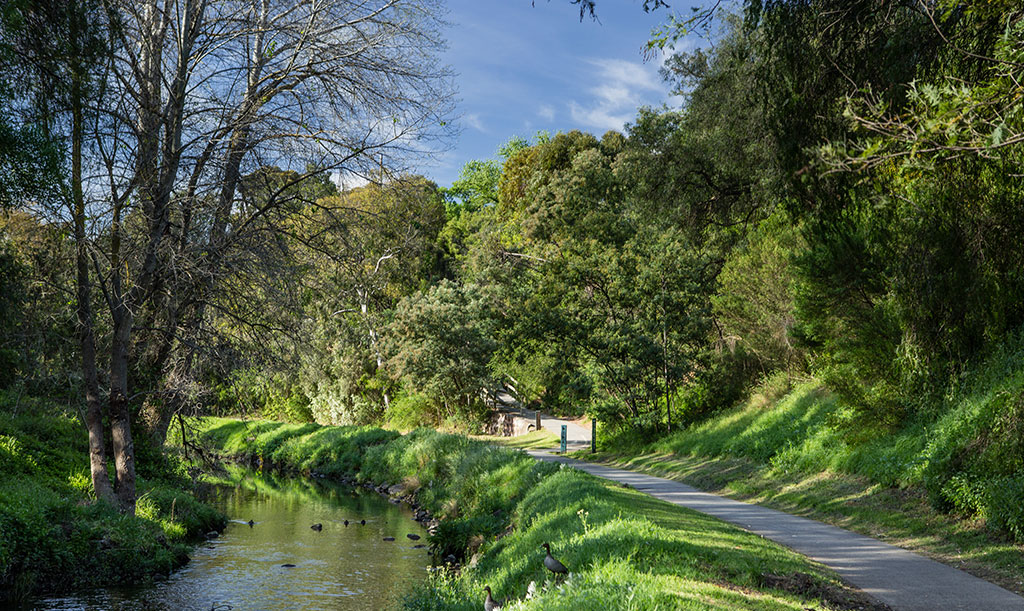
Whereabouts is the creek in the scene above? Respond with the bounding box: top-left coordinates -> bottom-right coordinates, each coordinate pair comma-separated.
27,467 -> 431,610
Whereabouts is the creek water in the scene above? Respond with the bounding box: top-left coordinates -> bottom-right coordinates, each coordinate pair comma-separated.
29,468 -> 432,610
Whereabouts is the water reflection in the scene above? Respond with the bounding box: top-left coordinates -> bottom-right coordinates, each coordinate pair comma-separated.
31,467 -> 431,610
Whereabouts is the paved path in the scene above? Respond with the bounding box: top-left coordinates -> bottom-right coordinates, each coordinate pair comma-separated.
527,449 -> 1024,611
493,392 -> 592,449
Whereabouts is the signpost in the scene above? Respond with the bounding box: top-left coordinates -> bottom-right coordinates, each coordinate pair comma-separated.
560,425 -> 567,454
592,419 -> 596,453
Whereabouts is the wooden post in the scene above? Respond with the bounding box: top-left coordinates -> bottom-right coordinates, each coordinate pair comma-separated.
592,419 -> 596,454
536,411 -> 541,431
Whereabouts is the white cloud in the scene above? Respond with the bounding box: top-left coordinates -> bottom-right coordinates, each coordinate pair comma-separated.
334,171 -> 370,192
569,58 -> 669,132
537,104 -> 555,121
465,113 -> 487,133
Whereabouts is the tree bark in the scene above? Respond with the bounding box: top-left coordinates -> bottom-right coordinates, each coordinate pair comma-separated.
70,0 -> 115,506
109,307 -> 137,514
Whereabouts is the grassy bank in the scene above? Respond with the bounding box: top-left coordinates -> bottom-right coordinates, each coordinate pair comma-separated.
0,396 -> 226,601
191,417 -> 881,609
578,369 -> 1024,595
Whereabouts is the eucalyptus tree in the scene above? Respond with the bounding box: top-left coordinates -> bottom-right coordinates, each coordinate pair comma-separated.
298,175 -> 447,425
5,0 -> 453,512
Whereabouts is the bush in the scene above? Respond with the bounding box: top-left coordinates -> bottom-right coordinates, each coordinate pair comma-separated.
388,392 -> 438,430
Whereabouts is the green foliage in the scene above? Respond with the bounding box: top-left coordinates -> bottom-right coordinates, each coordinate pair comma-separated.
387,391 -> 438,430
212,368 -> 313,423
386,281 -> 498,426
0,406 -> 225,600
920,331 -> 1024,539
713,210 -> 805,373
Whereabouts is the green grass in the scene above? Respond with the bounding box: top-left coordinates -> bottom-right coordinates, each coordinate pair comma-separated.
190,416 -> 878,609
576,368 -> 1024,596
0,400 -> 225,601
473,429 -> 560,450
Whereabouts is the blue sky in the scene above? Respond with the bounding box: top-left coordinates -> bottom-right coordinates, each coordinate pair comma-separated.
423,0 -> 704,187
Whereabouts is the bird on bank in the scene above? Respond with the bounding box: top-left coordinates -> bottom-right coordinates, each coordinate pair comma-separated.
483,585 -> 502,611
541,542 -> 568,578
311,523 -> 323,531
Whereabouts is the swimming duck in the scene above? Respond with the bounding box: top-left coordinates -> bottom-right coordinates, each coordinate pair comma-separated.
311,523 -> 323,531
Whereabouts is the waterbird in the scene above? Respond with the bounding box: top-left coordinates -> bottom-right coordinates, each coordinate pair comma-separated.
311,523 -> 323,531
281,564 -> 296,568
247,519 -> 254,527
383,536 -> 395,541
344,520 -> 349,526
483,585 -> 502,611
406,533 -> 421,540
542,542 -> 568,578
360,519 -> 366,525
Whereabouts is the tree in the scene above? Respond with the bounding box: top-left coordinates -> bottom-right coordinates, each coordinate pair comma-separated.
385,281 -> 498,424
3,0 -> 454,512
298,175 -> 447,425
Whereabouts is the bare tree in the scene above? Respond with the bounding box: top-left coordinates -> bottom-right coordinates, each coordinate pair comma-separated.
60,0 -> 454,512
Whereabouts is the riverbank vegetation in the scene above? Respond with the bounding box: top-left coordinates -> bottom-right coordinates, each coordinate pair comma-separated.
190,417 -> 880,610
3,0 -> 1024,600
579,364 -> 1024,594
0,394 -> 225,601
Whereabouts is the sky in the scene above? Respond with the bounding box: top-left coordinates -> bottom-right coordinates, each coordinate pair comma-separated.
421,0 -> 707,188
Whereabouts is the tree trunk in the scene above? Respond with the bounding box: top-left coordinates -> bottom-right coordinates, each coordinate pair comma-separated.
109,309 -> 137,514
69,1 -> 115,506
72,63 -> 115,506
663,323 -> 672,433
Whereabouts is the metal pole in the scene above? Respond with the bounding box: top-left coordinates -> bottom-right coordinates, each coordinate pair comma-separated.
560,425 -> 567,454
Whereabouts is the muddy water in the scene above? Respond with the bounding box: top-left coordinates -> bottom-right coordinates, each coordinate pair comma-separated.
30,468 -> 431,610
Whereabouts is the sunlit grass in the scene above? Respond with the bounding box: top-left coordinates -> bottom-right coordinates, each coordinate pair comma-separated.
576,377 -> 1024,596
0,407 -> 225,600
473,429 -> 560,450
191,417 -> 873,609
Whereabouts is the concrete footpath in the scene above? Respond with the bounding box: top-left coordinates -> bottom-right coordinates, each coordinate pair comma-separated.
527,450 -> 1024,611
